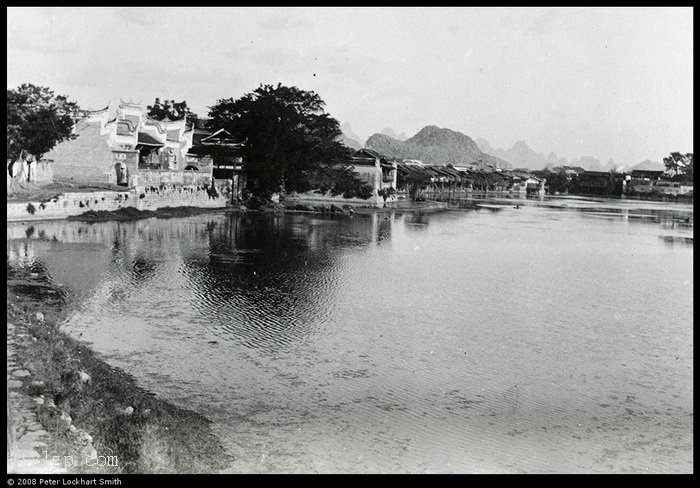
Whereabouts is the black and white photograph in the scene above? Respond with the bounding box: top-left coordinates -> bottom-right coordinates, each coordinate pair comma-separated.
6,6 -> 693,477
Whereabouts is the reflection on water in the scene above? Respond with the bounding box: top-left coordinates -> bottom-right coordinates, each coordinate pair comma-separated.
6,197 -> 693,473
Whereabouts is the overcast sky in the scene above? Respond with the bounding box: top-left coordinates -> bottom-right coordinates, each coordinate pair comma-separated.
7,7 -> 693,165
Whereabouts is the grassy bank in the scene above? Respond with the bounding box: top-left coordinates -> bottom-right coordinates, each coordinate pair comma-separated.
67,205 -> 230,223
7,264 -> 232,474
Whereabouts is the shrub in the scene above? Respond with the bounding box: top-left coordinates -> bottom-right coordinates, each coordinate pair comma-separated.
245,195 -> 272,210
26,203 -> 36,214
306,165 -> 370,199
357,184 -> 373,200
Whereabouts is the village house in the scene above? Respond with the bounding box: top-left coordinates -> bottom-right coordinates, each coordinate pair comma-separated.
508,170 -> 545,195
42,101 -> 224,190
187,125 -> 247,202
624,169 -> 693,196
626,169 -> 665,189
395,161 -> 545,199
578,170 -> 624,196
348,148 -> 398,200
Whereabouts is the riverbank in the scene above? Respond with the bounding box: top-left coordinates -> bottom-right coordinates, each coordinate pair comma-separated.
7,181 -> 233,223
8,184 -> 448,225
276,198 -> 448,215
66,205 -> 232,223
6,264 -> 232,474
11,197 -> 447,226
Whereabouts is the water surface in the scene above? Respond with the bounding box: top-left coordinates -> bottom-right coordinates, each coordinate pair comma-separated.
7,196 -> 693,473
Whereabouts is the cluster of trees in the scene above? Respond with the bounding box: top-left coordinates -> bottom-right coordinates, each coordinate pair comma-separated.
663,152 -> 693,181
207,83 -> 354,198
531,170 -> 581,195
304,165 -> 373,199
7,83 -> 81,163
146,98 -> 199,126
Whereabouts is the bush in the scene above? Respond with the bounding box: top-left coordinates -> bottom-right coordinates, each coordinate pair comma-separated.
305,165 -> 371,199
357,184 -> 373,200
26,203 -> 36,214
245,195 -> 272,210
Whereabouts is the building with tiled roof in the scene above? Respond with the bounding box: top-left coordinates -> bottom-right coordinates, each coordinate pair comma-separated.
43,100 -> 216,189
347,149 -> 398,200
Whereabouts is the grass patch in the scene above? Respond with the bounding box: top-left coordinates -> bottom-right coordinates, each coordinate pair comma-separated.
67,206 -> 227,223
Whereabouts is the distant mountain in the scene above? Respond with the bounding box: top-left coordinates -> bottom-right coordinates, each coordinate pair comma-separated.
570,155 -> 604,172
603,158 -> 617,171
380,127 -> 398,139
628,160 -> 665,171
341,123 -> 363,142
339,134 -> 363,150
509,141 -> 550,170
476,138 -> 607,172
475,138 -> 509,162
476,139 -> 549,169
379,127 -> 408,141
339,123 -> 364,150
547,152 -> 561,167
367,125 -> 512,169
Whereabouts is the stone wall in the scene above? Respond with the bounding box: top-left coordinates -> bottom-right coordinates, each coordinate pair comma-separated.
137,169 -> 213,187
45,121 -> 114,186
7,180 -> 233,223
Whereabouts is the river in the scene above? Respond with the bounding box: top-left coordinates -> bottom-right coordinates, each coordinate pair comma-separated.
6,196 -> 693,473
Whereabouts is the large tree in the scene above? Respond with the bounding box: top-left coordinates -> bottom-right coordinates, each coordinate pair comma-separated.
208,83 -> 351,196
7,83 -> 81,162
663,152 -> 693,181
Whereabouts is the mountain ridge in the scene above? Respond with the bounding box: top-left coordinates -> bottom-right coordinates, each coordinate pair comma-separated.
476,138 -> 664,172
365,125 -> 512,169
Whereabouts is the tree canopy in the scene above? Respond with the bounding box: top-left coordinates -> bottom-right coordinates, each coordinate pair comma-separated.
208,83 -> 351,196
663,152 -> 693,181
7,83 -> 81,161
146,98 -> 199,126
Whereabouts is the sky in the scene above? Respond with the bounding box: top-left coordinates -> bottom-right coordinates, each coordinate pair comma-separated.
7,7 -> 693,165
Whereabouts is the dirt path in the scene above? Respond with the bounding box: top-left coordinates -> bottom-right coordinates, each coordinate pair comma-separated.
7,321 -> 66,474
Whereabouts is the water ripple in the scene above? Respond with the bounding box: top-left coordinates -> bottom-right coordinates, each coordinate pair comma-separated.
7,202 -> 693,473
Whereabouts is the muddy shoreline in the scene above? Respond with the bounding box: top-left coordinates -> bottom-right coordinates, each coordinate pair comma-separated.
52,199 -> 448,223
66,205 -> 232,223
7,264 -> 232,474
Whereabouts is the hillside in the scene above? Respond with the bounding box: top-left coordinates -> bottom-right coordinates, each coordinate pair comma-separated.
367,126 -> 512,168
339,123 -> 364,150
380,127 -> 408,141
339,134 -> 363,150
